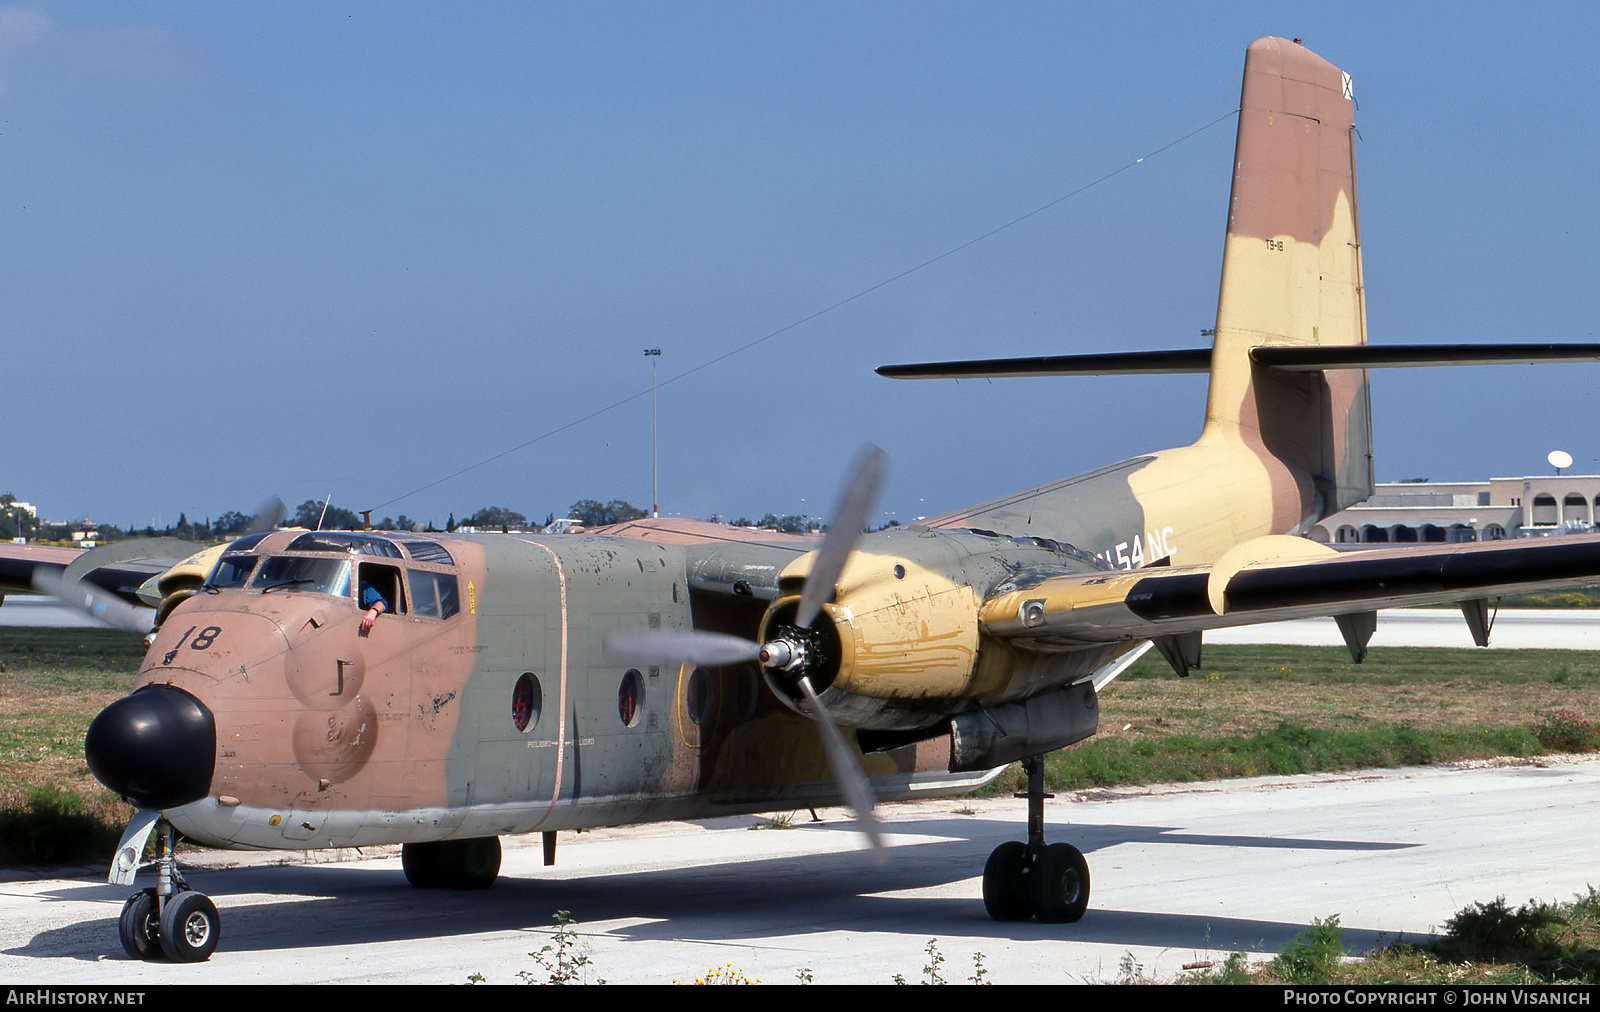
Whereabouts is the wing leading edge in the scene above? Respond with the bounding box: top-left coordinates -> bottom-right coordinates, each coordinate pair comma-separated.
978,533 -> 1600,669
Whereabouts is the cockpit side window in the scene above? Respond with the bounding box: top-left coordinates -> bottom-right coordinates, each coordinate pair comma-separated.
359,563 -> 405,615
400,541 -> 454,565
407,570 -> 460,619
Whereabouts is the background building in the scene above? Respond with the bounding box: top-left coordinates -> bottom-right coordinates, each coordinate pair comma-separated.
1309,476 -> 1600,545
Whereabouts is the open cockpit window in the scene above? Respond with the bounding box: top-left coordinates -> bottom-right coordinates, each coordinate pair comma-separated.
359,563 -> 405,615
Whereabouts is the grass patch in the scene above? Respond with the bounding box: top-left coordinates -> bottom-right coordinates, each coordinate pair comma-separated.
985,643 -> 1600,795
0,784 -> 129,866
1497,587 -> 1600,608
1005,720 -> 1544,791
1183,888 -> 1600,984
1,627 -> 145,866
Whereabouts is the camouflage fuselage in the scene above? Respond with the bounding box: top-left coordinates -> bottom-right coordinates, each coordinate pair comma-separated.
140,528 -> 1083,850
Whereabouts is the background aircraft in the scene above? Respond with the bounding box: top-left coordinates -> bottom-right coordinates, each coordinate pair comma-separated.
6,36 -> 1600,962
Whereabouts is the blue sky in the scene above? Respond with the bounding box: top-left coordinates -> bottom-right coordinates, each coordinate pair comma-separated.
3,3 -> 1596,529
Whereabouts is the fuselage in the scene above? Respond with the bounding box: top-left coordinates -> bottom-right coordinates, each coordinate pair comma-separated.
85,428 -> 1322,851
101,528 -> 975,849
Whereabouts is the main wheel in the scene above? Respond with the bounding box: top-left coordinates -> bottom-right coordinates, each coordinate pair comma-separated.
1029,842 -> 1090,923
117,888 -> 161,960
401,841 -> 444,888
438,837 -> 501,890
982,841 -> 1031,921
157,891 -> 220,962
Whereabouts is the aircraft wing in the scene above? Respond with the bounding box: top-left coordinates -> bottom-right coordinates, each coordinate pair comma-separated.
0,538 -> 200,607
978,533 -> 1600,669
0,543 -> 83,595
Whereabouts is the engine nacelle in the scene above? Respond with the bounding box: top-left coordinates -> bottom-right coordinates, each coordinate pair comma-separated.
141,544 -> 228,626
755,527 -> 1106,730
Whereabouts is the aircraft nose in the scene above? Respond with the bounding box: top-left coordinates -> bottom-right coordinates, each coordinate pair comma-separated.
85,685 -> 216,810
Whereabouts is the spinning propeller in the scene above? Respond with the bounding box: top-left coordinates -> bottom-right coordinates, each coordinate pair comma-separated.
605,445 -> 887,857
31,569 -> 157,635
32,496 -> 287,636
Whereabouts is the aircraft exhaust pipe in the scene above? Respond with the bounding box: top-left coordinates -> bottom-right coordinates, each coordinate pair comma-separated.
948,680 -> 1098,772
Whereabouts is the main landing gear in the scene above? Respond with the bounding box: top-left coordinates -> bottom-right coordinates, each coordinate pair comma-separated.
114,816 -> 221,962
982,755 -> 1090,923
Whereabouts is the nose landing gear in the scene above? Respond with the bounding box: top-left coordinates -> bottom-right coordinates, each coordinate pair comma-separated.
982,755 -> 1091,923
111,815 -> 221,962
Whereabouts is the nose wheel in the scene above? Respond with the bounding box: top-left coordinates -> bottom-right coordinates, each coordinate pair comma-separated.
982,755 -> 1091,923
111,816 -> 222,962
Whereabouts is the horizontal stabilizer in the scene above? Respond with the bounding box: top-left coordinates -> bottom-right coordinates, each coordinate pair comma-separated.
879,344 -> 1600,381
1249,343 -> 1600,371
876,349 -> 1213,379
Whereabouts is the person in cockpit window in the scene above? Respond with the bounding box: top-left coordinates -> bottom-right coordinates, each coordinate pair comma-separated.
359,579 -> 389,632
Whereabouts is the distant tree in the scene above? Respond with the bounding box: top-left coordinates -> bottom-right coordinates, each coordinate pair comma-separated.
568,499 -> 647,527
568,500 -> 606,526
0,493 -> 19,540
758,513 -> 818,534
446,513 -> 457,532
214,511 -> 256,537
291,500 -> 362,531
464,506 -> 527,529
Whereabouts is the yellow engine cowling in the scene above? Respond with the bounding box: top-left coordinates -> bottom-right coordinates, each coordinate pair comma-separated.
751,527 -> 1121,731
759,548 -> 982,703
140,544 -> 228,627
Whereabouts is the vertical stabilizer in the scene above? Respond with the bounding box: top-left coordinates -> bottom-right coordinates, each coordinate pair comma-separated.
1202,37 -> 1372,521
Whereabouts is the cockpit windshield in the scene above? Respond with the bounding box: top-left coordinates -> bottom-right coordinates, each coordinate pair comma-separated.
206,554 -> 259,590
253,556 -> 353,597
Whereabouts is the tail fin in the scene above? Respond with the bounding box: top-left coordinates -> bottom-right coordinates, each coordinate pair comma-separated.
1201,36 -> 1372,515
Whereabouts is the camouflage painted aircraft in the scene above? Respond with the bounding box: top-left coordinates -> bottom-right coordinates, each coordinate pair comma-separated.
9,36 -> 1600,962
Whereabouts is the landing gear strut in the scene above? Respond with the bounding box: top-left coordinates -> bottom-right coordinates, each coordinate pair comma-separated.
113,816 -> 221,961
982,755 -> 1090,923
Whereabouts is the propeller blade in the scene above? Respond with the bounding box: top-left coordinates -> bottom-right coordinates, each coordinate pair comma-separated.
794,444 -> 885,630
797,675 -> 886,862
603,628 -> 762,667
32,571 -> 156,635
246,497 -> 287,536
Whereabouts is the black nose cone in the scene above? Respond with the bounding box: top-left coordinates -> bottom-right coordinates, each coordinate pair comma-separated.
85,686 -> 216,810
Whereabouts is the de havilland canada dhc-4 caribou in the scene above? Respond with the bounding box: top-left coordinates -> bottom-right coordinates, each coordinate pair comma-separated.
7,36 -> 1600,962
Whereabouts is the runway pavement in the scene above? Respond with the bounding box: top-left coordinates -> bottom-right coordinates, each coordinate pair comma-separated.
4,758 -> 1598,984
1208,607 -> 1600,651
